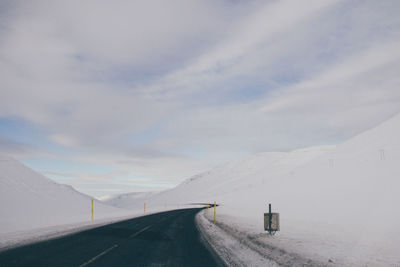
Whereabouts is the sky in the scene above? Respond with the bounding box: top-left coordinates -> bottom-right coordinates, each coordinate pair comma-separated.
1,0 -> 400,197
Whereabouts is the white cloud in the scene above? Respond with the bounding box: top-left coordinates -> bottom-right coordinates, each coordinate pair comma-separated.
260,41 -> 400,129
1,0 -> 400,195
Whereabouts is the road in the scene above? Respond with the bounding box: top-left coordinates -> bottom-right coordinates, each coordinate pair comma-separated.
0,208 -> 223,266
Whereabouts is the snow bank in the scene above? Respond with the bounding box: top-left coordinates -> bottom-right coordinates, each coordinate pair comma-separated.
0,156 -> 131,236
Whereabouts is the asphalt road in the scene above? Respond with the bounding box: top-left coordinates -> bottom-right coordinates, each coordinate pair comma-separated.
0,208 -> 223,267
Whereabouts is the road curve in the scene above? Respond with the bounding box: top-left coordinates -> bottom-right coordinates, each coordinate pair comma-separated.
0,208 -> 223,266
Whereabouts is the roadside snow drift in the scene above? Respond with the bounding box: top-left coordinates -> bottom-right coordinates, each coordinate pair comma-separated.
0,156 -> 129,234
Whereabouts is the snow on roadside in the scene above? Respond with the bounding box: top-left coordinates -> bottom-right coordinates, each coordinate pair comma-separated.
197,210 -> 326,267
197,210 -> 399,267
0,205 -> 181,252
196,210 -> 278,267
0,213 -> 141,252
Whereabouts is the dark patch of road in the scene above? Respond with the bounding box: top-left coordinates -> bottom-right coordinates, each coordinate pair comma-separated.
0,208 -> 223,266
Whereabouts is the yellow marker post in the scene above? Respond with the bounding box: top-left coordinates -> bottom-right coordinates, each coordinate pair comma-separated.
213,201 -> 216,223
144,203 -> 146,214
91,198 -> 94,221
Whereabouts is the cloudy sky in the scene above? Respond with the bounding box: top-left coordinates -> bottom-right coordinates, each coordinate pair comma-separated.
1,0 -> 400,197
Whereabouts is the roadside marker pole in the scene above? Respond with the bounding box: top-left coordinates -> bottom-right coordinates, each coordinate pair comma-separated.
206,204 -> 209,215
91,199 -> 94,221
213,201 -> 216,223
268,203 -> 272,235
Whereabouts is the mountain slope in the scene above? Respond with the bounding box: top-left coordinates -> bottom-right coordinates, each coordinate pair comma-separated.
0,156 -> 128,234
139,113 -> 400,227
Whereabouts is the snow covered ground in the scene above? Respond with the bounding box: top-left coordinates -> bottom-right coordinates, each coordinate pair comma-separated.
0,156 -> 136,250
110,113 -> 400,266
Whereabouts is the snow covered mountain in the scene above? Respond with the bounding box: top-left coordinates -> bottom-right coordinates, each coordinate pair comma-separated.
0,156 -> 128,234
128,112 -> 400,227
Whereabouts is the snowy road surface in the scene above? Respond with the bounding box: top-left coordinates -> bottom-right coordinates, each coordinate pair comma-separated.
0,209 -> 223,266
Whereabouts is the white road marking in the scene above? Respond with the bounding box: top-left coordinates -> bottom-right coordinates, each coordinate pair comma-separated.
130,225 -> 152,238
79,213 -> 174,266
79,244 -> 118,267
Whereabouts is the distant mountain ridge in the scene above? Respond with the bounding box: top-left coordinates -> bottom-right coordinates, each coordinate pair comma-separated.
99,191 -> 158,209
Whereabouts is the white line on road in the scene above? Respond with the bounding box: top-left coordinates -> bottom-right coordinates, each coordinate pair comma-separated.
79,213 -> 175,266
130,225 -> 152,238
79,244 -> 118,267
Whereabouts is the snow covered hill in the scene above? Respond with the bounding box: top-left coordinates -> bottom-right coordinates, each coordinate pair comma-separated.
112,146 -> 336,213
110,113 -> 400,266
129,112 -> 400,225
0,156 -> 129,235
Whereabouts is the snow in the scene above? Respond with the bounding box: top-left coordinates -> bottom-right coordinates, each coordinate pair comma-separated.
99,191 -> 158,209
110,113 -> 400,266
0,213 -> 139,252
0,156 -> 134,249
2,111 -> 400,264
